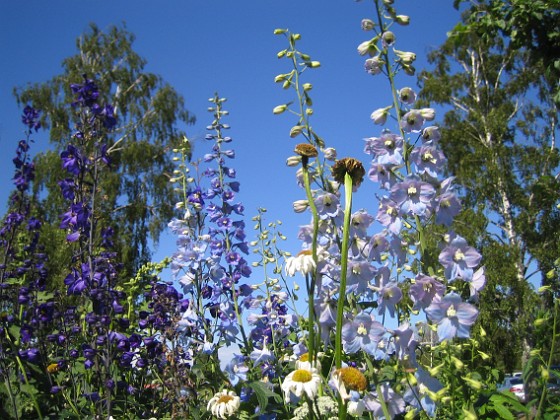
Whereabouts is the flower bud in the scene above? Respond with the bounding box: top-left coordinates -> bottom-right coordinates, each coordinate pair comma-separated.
293,200 -> 309,213
370,106 -> 392,125
274,28 -> 287,35
309,61 -> 321,68
452,353 -> 465,369
361,19 -> 375,31
273,104 -> 288,114
398,87 -> 416,104
323,147 -> 337,160
290,125 -> 304,138
303,83 -> 313,91
420,108 -> 436,121
395,15 -> 410,25
395,50 -> 416,65
286,156 -> 302,166
541,366 -> 550,381
357,38 -> 378,56
382,31 -> 396,46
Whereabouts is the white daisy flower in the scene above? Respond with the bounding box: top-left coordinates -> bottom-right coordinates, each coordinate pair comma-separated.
285,250 -> 315,277
207,389 -> 241,419
281,368 -> 321,403
331,367 -> 368,401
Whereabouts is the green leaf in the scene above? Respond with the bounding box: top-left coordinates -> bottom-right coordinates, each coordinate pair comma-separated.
248,380 -> 281,411
493,402 -> 514,420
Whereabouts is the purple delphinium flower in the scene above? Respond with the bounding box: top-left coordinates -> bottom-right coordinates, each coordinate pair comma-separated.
409,273 -> 446,310
70,75 -> 100,108
350,209 -> 374,239
403,368 -> 442,417
346,259 -> 376,293
314,192 -> 340,220
438,235 -> 482,281
376,281 -> 402,318
341,312 -> 386,355
425,292 -> 478,341
400,110 -> 424,133
410,144 -> 447,178
364,383 -> 405,418
21,105 -> 41,131
376,197 -> 402,235
390,175 -> 436,218
368,162 -> 398,190
364,132 -> 404,166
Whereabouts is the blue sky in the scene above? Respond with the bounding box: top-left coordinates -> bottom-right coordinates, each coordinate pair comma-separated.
0,0 -> 461,267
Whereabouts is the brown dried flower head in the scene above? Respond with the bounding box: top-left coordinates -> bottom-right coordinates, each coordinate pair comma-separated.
332,157 -> 365,188
294,143 -> 319,158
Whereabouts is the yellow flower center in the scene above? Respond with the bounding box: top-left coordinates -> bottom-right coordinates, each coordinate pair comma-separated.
423,282 -> 432,292
299,352 -> 309,362
447,305 -> 457,318
337,367 -> 368,391
357,323 -> 367,336
293,369 -> 313,383
217,395 -> 234,404
407,186 -> 417,195
47,363 -> 59,373
454,249 -> 465,262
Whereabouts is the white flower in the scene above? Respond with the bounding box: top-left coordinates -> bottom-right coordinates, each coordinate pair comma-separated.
347,399 -> 366,417
207,390 -> 241,419
330,367 -> 368,401
370,106 -> 392,125
285,250 -> 316,277
295,352 -> 323,371
293,200 -> 309,213
420,108 -> 436,121
282,368 -> 321,402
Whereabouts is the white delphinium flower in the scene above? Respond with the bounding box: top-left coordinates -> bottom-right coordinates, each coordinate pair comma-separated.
281,368 -> 321,403
207,390 -> 241,419
370,105 -> 392,125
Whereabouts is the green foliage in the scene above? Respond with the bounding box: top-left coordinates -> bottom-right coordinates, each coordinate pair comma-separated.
419,0 -> 560,371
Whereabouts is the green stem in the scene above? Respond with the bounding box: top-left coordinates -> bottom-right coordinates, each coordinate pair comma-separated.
335,173 -> 354,420
376,382 -> 392,420
302,162 -> 319,363
335,172 -> 353,369
536,298 -> 559,417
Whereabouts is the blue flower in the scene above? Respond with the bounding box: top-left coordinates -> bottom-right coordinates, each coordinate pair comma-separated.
425,292 -> 478,340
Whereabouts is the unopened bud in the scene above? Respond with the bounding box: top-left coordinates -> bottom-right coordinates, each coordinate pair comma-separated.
323,147 -> 337,160
395,50 -> 417,65
382,31 -> 396,46
420,108 -> 436,121
274,28 -> 288,35
286,156 -> 302,166
303,83 -> 313,91
361,19 -> 375,31
290,125 -> 304,138
395,15 -> 410,25
293,200 -> 309,213
309,61 -> 321,68
273,104 -> 288,114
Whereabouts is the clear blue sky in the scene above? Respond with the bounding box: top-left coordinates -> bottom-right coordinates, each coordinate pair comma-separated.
0,0 -> 461,265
